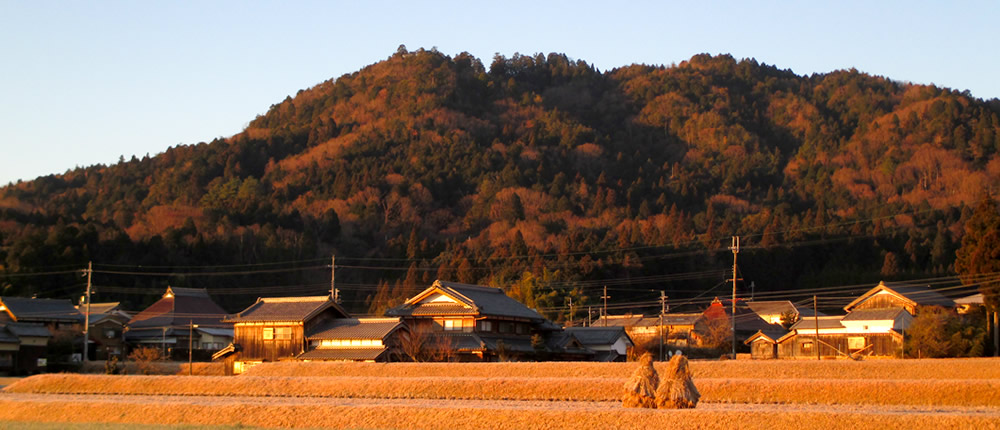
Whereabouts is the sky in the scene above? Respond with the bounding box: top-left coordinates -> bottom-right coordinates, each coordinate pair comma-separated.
1,1 -> 998,185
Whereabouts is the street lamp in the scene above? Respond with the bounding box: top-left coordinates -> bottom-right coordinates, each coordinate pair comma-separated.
188,320 -> 199,376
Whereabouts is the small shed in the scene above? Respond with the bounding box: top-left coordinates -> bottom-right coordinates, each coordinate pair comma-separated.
744,328 -> 788,359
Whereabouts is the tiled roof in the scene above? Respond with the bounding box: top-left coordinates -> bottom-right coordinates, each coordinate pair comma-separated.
790,316 -> 845,330
225,296 -> 347,322
127,287 -> 229,330
5,322 -> 53,338
0,325 -> 19,343
565,327 -> 630,346
842,307 -> 907,322
955,293 -> 983,305
387,280 -> 544,321
307,318 -> 403,340
298,347 -> 388,361
0,296 -> 83,323
592,315 -> 645,327
844,281 -> 955,311
747,300 -> 797,316
195,327 -> 234,337
661,313 -> 703,325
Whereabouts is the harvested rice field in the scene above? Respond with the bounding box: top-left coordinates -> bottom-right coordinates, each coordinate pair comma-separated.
3,358 -> 1000,429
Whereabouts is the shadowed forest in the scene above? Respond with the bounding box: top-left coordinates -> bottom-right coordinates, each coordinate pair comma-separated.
2,48 -> 999,319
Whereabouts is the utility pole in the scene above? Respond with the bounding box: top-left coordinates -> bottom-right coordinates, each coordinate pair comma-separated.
82,261 -> 92,363
331,255 -> 339,304
188,320 -> 198,376
601,286 -> 609,327
659,291 -> 667,361
567,297 -> 574,327
814,295 -> 820,361
729,237 -> 740,359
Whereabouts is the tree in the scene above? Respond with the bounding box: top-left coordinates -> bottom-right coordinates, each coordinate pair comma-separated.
955,195 -> 1000,311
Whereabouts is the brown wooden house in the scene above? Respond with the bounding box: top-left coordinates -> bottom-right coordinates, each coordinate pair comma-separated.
772,282 -> 954,359
215,295 -> 350,374
385,280 -> 581,361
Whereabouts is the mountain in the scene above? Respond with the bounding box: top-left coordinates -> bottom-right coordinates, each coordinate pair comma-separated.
1,49 -> 998,319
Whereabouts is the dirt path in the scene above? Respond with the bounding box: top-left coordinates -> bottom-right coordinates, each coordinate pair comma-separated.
4,392 -> 1000,417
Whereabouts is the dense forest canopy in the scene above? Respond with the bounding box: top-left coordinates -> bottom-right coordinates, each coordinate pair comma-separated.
2,48 -> 999,320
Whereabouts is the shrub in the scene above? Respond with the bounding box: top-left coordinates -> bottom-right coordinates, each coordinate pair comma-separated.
128,347 -> 163,375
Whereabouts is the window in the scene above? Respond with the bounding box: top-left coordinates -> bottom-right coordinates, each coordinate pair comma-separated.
478,321 -> 493,332
105,330 -> 116,339
263,328 -> 273,340
801,341 -> 813,354
443,319 -> 464,331
848,337 -> 866,350
275,327 -> 292,340
515,324 -> 525,335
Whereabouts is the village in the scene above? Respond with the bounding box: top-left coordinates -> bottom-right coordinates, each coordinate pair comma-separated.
0,274 -> 988,376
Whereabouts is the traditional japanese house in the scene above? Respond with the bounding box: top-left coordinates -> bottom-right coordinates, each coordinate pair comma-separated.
564,326 -> 633,361
0,325 -> 18,374
593,313 -> 702,347
214,295 -> 350,374
843,281 -> 955,314
78,302 -> 131,360
125,287 -> 231,359
385,280 -> 578,361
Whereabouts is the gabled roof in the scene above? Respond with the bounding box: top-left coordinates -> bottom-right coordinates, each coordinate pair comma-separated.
593,313 -> 701,328
844,281 -> 955,311
224,296 -> 348,323
307,317 -> 403,340
743,328 -> 789,345
545,331 -> 593,355
78,302 -> 131,326
790,315 -> 845,331
841,307 -> 908,322
386,280 -> 544,321
592,315 -> 645,327
0,296 -> 83,323
127,286 -> 229,330
565,326 -> 633,347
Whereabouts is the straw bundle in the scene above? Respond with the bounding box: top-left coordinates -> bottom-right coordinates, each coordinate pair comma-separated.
622,353 -> 659,408
655,354 -> 700,409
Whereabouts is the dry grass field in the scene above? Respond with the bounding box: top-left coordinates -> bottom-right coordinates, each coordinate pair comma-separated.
2,358 -> 999,429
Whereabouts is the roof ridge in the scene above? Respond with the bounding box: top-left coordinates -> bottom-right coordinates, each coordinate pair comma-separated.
259,296 -> 331,303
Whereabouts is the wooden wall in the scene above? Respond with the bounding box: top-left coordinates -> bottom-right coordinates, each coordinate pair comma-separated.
778,333 -> 902,359
234,323 -> 305,362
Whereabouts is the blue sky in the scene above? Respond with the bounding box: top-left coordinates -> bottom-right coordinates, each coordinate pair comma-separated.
1,1 -> 997,185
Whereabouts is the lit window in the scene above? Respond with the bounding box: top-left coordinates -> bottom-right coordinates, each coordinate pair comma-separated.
801,341 -> 813,353
443,319 -> 463,331
263,328 -> 274,340
848,337 -> 865,350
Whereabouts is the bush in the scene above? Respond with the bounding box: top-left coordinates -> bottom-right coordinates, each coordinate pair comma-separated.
128,347 -> 163,375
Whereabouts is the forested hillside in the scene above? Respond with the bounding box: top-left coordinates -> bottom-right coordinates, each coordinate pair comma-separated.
2,48 -> 999,319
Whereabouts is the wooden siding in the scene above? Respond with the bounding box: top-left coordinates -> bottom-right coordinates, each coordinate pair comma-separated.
233,322 -> 305,362
751,339 -> 777,359
778,333 -> 901,359
853,293 -> 915,314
